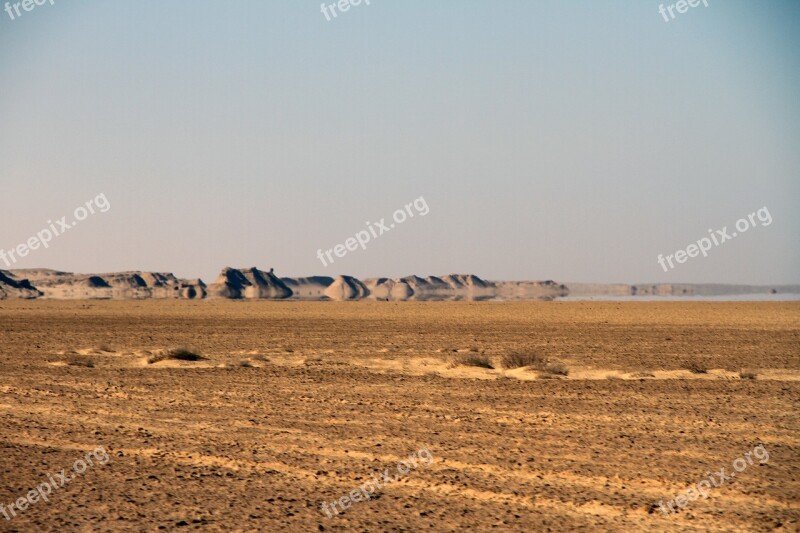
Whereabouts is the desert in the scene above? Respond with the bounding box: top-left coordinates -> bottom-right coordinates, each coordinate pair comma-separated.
1,299 -> 798,531
2,2 -> 799,531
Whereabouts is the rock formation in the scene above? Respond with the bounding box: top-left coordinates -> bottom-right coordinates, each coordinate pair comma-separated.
5,269 -> 205,299
0,270 -> 42,299
324,275 -> 369,300
207,267 -> 292,299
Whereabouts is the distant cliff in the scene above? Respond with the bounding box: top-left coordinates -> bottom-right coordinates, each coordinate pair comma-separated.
0,267 -> 567,301
5,269 -> 205,300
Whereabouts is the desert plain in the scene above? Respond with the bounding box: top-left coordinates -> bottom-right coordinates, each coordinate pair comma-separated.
0,300 -> 798,532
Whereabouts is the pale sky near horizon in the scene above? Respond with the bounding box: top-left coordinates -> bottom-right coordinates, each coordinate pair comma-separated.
1,0 -> 798,285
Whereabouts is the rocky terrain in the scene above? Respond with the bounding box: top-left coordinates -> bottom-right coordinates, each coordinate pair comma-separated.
0,300 -> 797,531
3,267 -> 796,301
0,268 -> 568,301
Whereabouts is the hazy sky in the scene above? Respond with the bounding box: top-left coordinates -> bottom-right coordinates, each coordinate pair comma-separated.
1,0 -> 798,284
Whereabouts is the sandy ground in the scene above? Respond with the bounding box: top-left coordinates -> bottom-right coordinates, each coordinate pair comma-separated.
0,300 -> 798,532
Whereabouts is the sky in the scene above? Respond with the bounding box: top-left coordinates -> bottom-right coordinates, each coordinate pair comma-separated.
1,0 -> 798,285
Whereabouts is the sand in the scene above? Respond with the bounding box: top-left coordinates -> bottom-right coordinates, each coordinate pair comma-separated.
0,301 -> 797,531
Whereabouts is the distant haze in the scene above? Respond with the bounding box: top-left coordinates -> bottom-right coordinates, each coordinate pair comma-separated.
1,0 -> 798,284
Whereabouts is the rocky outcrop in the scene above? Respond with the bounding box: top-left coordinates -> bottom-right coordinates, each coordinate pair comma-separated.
324,275 -> 369,301
363,274 -> 498,300
493,280 -> 569,301
281,276 -> 335,300
6,269 -> 206,299
207,267 -> 292,299
0,266 -> 577,301
0,270 -> 43,299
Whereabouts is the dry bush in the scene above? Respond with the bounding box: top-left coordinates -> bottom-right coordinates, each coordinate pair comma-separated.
63,355 -> 95,368
683,359 -> 708,374
147,348 -> 205,364
502,351 -> 569,376
238,360 -> 254,368
542,360 -> 569,376
453,353 -> 494,369
251,354 -> 270,362
739,369 -> 758,380
501,352 -> 547,369
96,345 -> 113,353
631,371 -> 655,379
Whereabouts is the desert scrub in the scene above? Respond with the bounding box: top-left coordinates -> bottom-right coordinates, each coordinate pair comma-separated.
501,351 -> 569,376
501,352 -> 546,369
739,369 -> 758,380
541,360 -> 569,376
683,359 -> 708,374
62,355 -> 95,368
147,347 -> 205,364
453,353 -> 494,369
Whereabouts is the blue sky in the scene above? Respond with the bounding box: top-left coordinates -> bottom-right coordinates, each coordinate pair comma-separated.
1,0 -> 798,284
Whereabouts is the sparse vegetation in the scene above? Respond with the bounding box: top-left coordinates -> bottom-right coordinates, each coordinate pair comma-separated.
251,354 -> 270,362
631,371 -> 655,379
501,351 -> 569,376
96,344 -> 113,353
542,360 -> 569,376
683,359 -> 708,374
501,352 -> 546,369
147,347 -> 205,364
63,355 -> 95,368
238,360 -> 254,368
739,369 -> 758,380
453,353 -> 494,369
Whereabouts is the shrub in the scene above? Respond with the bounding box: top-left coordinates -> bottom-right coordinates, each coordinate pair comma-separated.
683,359 -> 708,374
542,360 -> 569,376
147,348 -> 205,364
63,355 -> 95,368
739,369 -> 757,380
502,351 -> 569,376
454,353 -> 494,369
501,352 -> 546,369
